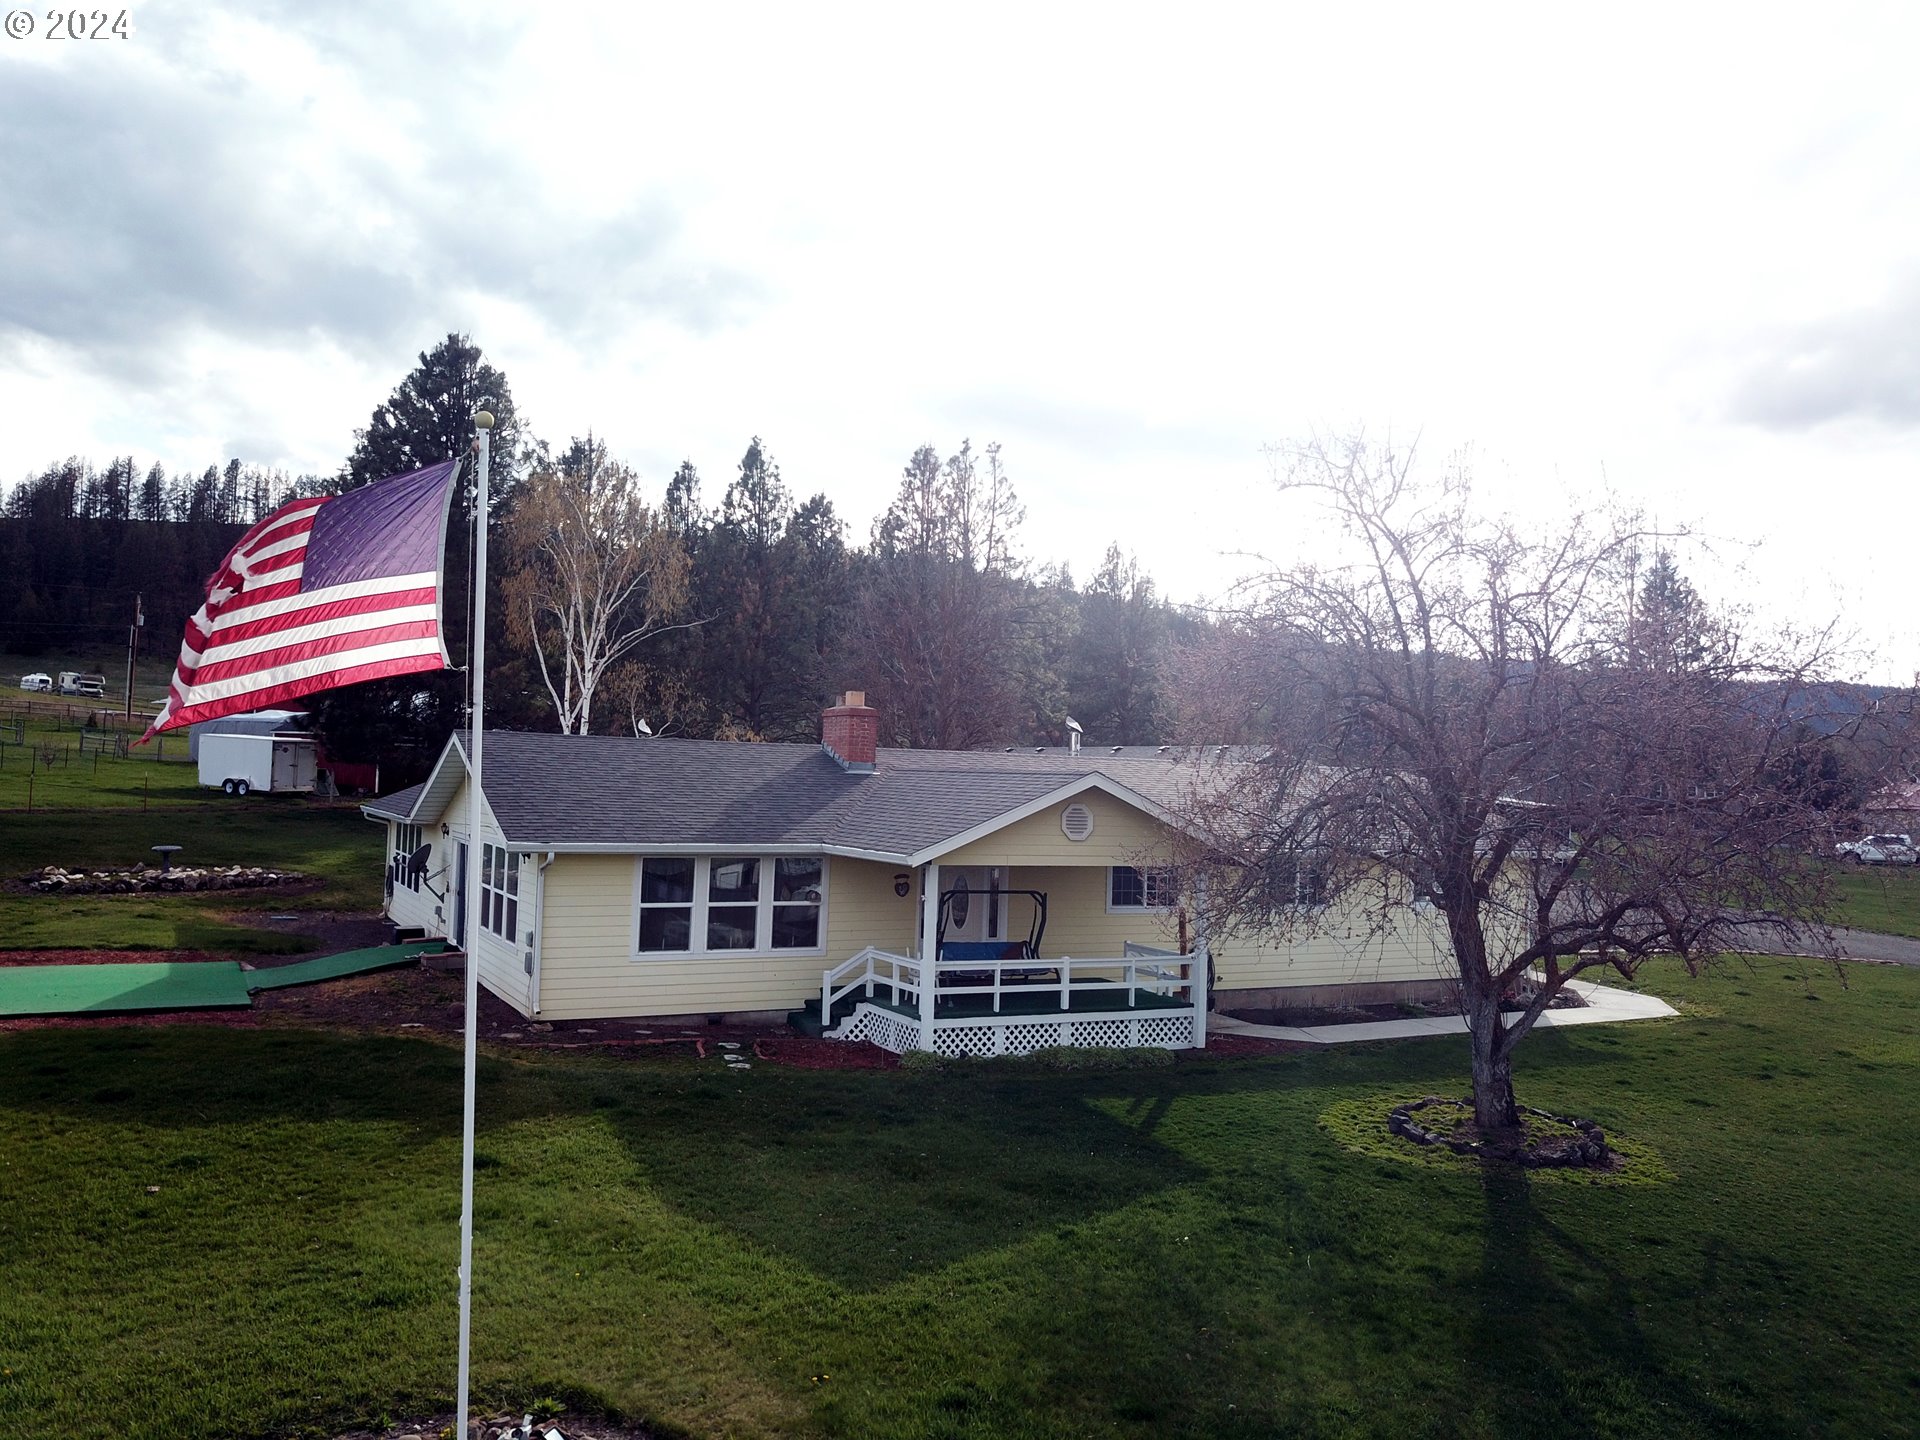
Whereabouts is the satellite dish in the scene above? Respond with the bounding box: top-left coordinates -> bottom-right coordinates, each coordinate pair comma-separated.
407,843 -> 431,886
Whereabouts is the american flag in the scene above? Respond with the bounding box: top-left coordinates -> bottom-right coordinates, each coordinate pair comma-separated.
143,459 -> 463,738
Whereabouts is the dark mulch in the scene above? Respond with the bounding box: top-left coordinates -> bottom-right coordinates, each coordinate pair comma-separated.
0,919 -> 1286,1071
1195,1030 -> 1315,1056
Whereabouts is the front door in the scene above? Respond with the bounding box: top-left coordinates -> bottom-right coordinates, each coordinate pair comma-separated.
942,866 -> 1005,945
452,841 -> 468,949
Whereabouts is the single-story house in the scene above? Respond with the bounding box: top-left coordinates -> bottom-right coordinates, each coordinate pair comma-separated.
363,693 -> 1456,1056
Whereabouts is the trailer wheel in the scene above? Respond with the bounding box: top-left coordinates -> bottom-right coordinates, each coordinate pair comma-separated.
222,779 -> 238,795
234,779 -> 251,797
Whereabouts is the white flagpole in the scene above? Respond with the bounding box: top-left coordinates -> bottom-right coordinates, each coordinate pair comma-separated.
456,410 -> 494,1438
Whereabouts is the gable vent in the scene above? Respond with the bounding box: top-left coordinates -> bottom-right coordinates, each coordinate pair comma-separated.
1060,803 -> 1095,842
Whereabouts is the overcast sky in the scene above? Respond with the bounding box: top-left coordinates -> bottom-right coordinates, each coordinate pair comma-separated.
3,2 -> 1916,680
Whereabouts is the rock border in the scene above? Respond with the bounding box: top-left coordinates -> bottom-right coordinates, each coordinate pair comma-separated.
1387,1094 -> 1612,1168
23,864 -> 307,895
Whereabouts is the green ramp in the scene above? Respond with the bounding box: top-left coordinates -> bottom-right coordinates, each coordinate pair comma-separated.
244,939 -> 450,992
0,961 -> 253,1017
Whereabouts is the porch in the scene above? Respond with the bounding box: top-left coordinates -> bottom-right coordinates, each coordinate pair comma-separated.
805,944 -> 1208,1057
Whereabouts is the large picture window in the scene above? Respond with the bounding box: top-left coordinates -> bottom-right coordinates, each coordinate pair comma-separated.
635,855 -> 826,956
1108,865 -> 1174,911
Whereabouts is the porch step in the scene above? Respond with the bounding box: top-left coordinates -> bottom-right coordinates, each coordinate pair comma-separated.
787,990 -> 904,1039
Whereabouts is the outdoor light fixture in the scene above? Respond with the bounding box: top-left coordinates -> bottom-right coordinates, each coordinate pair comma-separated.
893,872 -> 911,897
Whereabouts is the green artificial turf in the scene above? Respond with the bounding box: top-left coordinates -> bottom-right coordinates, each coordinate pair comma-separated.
2,957 -> 1917,1440
0,806 -> 384,952
0,959 -> 253,1015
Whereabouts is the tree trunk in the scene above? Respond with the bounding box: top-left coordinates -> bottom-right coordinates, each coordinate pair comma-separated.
1463,980 -> 1520,1133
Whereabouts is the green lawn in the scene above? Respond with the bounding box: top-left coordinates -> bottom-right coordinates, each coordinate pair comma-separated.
2,958 -> 1916,1439
0,805 -> 385,952
0,700 -> 203,811
1830,865 -> 1920,938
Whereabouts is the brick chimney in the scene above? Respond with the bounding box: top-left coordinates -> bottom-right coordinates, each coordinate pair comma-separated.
821,690 -> 879,772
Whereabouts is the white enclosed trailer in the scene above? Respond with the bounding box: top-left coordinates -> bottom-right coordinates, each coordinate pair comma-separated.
196,731 -> 319,795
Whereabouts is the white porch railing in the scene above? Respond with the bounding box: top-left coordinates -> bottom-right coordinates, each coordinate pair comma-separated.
820,945 -> 1208,1057
822,945 -> 924,1021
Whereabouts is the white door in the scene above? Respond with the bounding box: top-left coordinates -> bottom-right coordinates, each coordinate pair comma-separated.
942,866 -> 1006,945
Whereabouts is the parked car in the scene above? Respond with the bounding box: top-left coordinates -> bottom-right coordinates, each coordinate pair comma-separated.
19,672 -> 52,692
1835,833 -> 1918,866
57,671 -> 107,697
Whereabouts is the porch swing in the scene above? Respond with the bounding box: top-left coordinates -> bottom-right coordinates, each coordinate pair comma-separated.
936,883 -> 1050,981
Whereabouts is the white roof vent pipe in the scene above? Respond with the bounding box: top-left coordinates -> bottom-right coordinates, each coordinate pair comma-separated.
1065,715 -> 1083,756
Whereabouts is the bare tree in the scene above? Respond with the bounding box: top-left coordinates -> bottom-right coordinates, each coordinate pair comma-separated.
1170,433 -> 1854,1139
502,449 -> 692,735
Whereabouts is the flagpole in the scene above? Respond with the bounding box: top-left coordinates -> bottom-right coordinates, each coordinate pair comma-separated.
456,410 -> 493,1439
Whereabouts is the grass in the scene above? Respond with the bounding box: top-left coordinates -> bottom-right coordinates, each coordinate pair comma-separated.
0,699 -> 204,812
1829,865 -> 1920,938
0,805 -> 385,952
2,957 -> 1917,1439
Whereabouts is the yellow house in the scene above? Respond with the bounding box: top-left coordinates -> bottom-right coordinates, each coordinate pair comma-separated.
365,694 -> 1454,1056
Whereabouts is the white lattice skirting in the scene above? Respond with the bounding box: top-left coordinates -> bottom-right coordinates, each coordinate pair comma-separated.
831,1004 -> 1197,1057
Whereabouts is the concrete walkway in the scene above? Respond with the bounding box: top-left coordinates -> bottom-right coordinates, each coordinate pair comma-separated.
1208,979 -> 1678,1046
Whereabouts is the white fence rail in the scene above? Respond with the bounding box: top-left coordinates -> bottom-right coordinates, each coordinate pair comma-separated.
822,945 -> 923,1023
822,945 -> 1208,1056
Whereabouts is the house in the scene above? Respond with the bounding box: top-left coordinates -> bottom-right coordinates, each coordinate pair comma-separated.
363,693 -> 1456,1056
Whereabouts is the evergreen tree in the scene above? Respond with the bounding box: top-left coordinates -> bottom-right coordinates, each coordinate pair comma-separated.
313,336 -> 526,782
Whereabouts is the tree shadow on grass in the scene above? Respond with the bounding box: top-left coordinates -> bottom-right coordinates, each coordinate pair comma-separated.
591,1066 -> 1207,1291
1468,1164 -> 1753,1439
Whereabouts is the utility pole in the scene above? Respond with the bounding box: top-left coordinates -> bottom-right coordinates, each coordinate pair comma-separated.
124,593 -> 144,720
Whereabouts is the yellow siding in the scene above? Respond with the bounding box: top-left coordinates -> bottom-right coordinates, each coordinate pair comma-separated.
1004,865 -> 1183,958
938,789 -> 1171,867
533,855 -> 916,1021
1208,901 -> 1456,990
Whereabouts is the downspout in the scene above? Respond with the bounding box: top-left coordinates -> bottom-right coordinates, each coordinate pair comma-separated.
528,851 -> 554,1016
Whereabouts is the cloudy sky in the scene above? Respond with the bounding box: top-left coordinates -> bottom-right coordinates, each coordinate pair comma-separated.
3,2 -> 1916,679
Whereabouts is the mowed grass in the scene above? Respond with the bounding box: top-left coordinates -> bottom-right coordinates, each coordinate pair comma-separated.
1829,864 -> 1920,938
0,703 -> 203,812
2,958 -> 1917,1440
0,805 -> 385,952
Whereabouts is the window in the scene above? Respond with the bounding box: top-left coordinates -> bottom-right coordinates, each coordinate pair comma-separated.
481,843 -> 520,941
391,823 -> 423,891
637,857 -> 695,953
1109,865 -> 1175,911
1274,854 -> 1328,908
635,855 -> 826,956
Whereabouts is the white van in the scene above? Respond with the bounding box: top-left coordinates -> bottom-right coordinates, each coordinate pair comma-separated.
57,671 -> 107,697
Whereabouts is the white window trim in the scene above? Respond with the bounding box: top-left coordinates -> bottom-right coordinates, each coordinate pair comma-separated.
392,822 -> 423,892
481,843 -> 522,943
630,854 -> 830,960
1106,864 -> 1176,914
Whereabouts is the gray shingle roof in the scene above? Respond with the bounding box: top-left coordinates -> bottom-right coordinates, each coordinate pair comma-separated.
369,731 -> 1222,858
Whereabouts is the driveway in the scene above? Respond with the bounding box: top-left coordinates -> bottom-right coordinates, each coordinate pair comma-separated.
1727,919 -> 1920,967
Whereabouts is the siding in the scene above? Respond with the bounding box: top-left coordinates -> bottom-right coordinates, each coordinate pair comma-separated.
937,789 -> 1171,868
1207,904 -> 1456,990
532,854 -> 915,1021
437,777 -> 537,1017
382,820 -> 445,936
1004,865 -> 1182,959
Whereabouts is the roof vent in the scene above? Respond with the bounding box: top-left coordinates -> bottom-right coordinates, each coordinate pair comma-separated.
1061,803 -> 1095,842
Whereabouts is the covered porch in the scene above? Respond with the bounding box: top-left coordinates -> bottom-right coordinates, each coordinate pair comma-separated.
810,944 -> 1206,1056
807,855 -> 1209,1056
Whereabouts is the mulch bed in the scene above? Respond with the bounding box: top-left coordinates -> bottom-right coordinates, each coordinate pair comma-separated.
0,923 -> 1285,1068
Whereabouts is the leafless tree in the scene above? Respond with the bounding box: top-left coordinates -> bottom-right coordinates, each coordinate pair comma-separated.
1169,433 -> 1857,1137
501,456 -> 693,735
